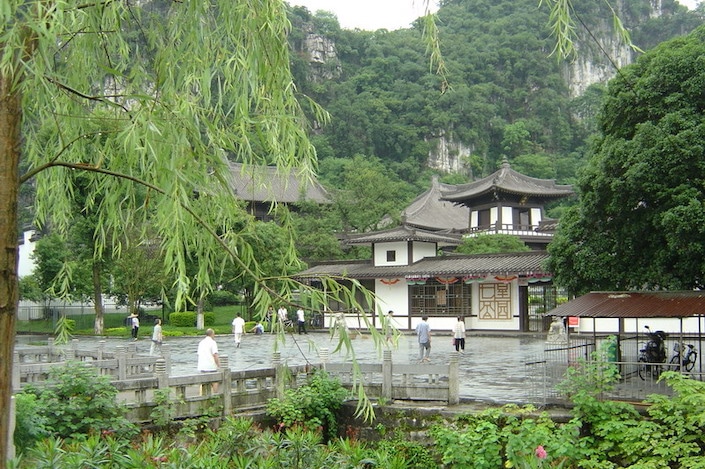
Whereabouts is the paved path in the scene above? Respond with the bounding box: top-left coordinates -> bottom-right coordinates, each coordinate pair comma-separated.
17,332 -> 549,404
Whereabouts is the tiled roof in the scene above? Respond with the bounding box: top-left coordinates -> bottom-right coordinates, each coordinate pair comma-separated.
227,162 -> 330,204
402,175 -> 470,231
547,291 -> 705,318
441,158 -> 574,202
296,251 -> 550,279
344,224 -> 462,247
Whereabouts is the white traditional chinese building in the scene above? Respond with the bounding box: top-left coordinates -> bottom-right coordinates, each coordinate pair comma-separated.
297,160 -> 574,332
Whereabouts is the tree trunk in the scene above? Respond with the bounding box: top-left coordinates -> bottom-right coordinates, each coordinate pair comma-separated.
0,74 -> 22,466
93,261 -> 104,335
196,297 -> 205,330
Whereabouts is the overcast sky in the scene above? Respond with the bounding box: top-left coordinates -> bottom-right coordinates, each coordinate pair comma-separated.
289,0 -> 439,31
289,0 -> 698,31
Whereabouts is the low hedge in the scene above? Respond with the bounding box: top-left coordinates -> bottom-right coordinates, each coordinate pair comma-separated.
169,312 -> 215,327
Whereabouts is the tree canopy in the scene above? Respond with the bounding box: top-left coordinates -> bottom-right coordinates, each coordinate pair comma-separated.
0,0 -> 373,462
547,25 -> 705,294
455,234 -> 531,255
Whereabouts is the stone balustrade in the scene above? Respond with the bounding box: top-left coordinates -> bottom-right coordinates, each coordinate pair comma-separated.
12,343 -> 459,423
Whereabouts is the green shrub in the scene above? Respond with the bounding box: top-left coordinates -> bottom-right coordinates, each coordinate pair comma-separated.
20,362 -> 138,442
169,312 -> 215,327
209,290 -> 240,306
266,370 -> 349,440
13,393 -> 50,453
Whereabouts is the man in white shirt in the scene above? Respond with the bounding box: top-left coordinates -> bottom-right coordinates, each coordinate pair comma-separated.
197,328 -> 220,392
277,306 -> 288,325
232,313 -> 245,347
296,307 -> 307,334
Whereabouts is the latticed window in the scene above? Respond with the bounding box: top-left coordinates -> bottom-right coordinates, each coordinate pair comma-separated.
410,278 -> 471,317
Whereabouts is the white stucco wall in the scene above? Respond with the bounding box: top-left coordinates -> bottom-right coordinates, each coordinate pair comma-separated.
470,210 -> 478,228
373,241 -> 408,266
411,242 -> 435,262
466,281 -> 521,331
490,207 -> 498,225
530,207 -> 542,226
502,206 -> 513,226
572,316 -> 705,335
375,279 -> 408,316
17,230 -> 37,278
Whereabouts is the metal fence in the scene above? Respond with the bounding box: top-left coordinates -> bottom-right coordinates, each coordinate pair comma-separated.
526,335 -> 704,406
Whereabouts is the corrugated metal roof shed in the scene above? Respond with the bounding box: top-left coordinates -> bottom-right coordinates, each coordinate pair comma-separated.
547,291 -> 705,318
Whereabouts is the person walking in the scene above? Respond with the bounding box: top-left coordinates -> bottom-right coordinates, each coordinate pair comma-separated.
150,318 -> 163,356
232,313 -> 245,348
453,316 -> 466,353
197,328 -> 220,393
129,312 -> 140,340
265,305 -> 274,332
277,305 -> 288,330
384,310 -> 395,344
415,316 -> 431,362
296,307 -> 307,334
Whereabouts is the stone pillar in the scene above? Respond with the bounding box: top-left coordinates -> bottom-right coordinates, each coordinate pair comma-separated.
448,351 -> 459,405
47,337 -> 55,361
8,395 -> 15,461
97,340 -> 106,360
220,355 -> 232,416
161,344 -> 171,375
319,347 -> 329,370
382,350 -> 392,401
116,345 -> 127,380
12,351 -> 20,391
273,351 -> 285,399
155,358 -> 168,389
64,342 -> 76,361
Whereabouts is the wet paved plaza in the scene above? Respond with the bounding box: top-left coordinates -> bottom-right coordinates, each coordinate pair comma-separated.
17,331 -> 549,404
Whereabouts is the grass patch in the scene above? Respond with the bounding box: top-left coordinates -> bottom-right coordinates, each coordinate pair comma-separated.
17,305 -> 247,338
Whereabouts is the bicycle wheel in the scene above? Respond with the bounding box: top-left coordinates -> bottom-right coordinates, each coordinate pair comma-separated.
638,358 -> 648,380
669,355 -> 682,371
685,351 -> 697,372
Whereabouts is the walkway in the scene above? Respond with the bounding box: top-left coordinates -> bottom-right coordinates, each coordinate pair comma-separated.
17,332 -> 549,404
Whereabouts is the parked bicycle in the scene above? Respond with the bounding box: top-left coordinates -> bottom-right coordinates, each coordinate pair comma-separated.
669,342 -> 698,372
638,325 -> 667,380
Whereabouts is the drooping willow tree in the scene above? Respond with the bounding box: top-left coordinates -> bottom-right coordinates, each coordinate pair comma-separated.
0,0 -> 376,463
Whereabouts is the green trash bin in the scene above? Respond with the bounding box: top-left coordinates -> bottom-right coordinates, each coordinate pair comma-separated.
604,335 -> 619,362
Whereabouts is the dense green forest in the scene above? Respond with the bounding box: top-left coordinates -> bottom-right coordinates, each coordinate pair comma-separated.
284,0 -> 702,230
17,0 -> 704,262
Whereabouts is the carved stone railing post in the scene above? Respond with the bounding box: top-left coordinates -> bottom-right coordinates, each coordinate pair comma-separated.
273,351 -> 285,399
64,340 -> 76,361
382,350 -> 392,401
8,395 -> 16,460
12,351 -> 20,391
448,351 -> 459,405
97,340 -> 106,360
155,358 -> 168,389
319,348 -> 329,371
116,345 -> 127,380
220,355 -> 232,416
47,337 -> 56,361
161,344 -> 171,375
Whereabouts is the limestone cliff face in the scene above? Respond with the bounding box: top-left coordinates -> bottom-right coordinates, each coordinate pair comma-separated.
427,133 -> 474,175
303,33 -> 341,82
562,0 -> 662,97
